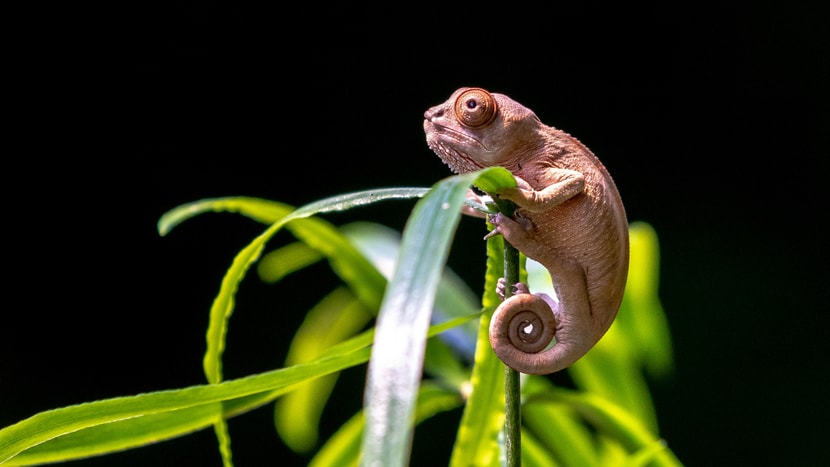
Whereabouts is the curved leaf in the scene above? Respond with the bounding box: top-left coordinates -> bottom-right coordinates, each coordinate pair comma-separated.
188,190 -> 427,464
312,383 -> 464,467
257,242 -> 323,283
0,344 -> 373,465
360,168 -> 515,467
192,188 -> 427,384
341,221 -> 481,358
449,233 -> 509,467
157,196 -> 291,236
521,376 -> 598,466
0,314 -> 477,466
275,287 -> 372,453
524,389 -> 683,467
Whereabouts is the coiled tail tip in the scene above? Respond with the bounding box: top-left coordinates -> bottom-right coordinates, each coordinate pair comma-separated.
489,293 -> 558,375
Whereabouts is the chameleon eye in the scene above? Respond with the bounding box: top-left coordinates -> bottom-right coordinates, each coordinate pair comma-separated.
454,88 -> 497,129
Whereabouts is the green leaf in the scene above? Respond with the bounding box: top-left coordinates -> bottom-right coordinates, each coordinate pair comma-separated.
1,404 -> 225,466
212,414 -> 233,467
470,166 -> 517,194
0,343 -> 373,465
310,412 -> 363,467
449,232 -> 509,467
422,337 -> 472,393
341,221 -> 481,358
281,216 -> 387,313
182,190 -> 427,464
360,168 -> 515,467
190,189 -> 426,385
625,221 -> 673,377
312,383 -> 464,467
257,241 -> 323,283
520,428 -> 561,467
157,196 -> 292,236
0,314 -> 478,466
522,376 -> 598,466
525,389 -> 683,467
275,287 -> 372,453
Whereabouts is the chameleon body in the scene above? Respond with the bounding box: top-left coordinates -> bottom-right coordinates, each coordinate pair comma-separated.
423,87 -> 629,375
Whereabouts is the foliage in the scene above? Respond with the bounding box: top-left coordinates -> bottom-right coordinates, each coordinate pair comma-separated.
0,168 -> 681,466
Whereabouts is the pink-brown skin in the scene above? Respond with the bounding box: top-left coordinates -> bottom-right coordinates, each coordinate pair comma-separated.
423,87 -> 629,375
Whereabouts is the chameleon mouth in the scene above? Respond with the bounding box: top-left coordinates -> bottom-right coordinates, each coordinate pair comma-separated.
424,120 -> 490,152
426,139 -> 485,173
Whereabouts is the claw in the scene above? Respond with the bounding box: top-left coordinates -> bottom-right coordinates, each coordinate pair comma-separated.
496,278 -> 531,301
483,212 -> 505,240
483,228 -> 502,240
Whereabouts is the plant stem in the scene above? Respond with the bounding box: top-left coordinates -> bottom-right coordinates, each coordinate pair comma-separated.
503,240 -> 522,467
496,198 -> 522,467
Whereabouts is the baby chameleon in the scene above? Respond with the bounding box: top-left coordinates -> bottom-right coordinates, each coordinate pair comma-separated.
423,87 -> 629,375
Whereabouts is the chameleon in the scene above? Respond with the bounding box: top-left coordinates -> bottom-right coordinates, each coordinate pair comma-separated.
423,87 -> 629,375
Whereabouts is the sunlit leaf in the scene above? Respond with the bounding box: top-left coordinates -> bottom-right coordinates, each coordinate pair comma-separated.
625,221 -> 673,377
310,412 -> 363,467
341,221 -> 481,359
312,383 -> 464,467
0,343 -> 373,465
275,287 -> 372,453
449,232 -> 509,467
257,242 -> 323,283
157,196 -> 291,236
159,190 -> 429,385
522,376 -> 598,466
0,314 -> 477,466
525,389 -> 683,467
520,428 -> 561,467
361,168 -> 515,467
422,337 -> 471,394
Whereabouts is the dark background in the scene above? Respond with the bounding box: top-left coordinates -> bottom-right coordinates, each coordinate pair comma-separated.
4,2 -> 828,466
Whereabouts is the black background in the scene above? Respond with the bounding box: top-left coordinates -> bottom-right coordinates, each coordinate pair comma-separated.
3,2 -> 828,466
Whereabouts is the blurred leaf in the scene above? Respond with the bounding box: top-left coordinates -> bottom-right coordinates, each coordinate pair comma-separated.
310,412 -> 363,467
522,376 -> 598,466
525,389 -> 683,467
342,221 -> 481,359
257,241 -> 323,283
158,191 -> 425,384
520,428 -> 561,467
423,337 -> 472,393
312,383 -> 463,467
625,221 -> 673,377
275,287 -> 372,453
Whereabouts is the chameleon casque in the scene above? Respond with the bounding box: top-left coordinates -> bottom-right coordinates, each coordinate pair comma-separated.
423,87 -> 629,375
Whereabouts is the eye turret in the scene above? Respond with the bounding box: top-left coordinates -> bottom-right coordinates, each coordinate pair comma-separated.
454,88 -> 497,129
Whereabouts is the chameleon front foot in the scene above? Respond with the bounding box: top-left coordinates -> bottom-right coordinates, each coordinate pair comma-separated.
496,277 -> 530,300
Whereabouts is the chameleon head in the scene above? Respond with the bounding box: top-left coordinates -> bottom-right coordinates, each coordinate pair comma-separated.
423,87 -> 543,173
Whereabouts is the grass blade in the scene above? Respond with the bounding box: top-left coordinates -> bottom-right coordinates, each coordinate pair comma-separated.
449,233 -> 509,467
361,167 -> 515,467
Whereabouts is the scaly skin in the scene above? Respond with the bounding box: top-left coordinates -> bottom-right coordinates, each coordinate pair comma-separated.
423,87 -> 629,375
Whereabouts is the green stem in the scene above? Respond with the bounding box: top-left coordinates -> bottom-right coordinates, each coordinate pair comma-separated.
494,198 -> 522,467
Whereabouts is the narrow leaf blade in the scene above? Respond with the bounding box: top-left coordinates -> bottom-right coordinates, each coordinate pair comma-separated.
360,169 -> 512,467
